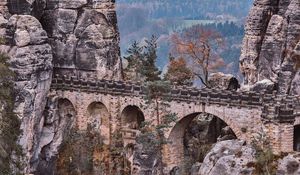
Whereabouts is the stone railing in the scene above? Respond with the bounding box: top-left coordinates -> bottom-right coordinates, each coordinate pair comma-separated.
51,74 -> 300,123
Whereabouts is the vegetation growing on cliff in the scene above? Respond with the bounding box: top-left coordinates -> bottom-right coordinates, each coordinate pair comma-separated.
0,43 -> 22,174
56,126 -> 107,175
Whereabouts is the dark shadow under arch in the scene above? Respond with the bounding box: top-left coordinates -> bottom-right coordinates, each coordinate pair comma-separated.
169,112 -> 238,142
294,125 -> 300,151
36,98 -> 76,175
121,105 -> 145,129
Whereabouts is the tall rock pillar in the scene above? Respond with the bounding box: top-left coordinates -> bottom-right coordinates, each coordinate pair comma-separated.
240,0 -> 300,95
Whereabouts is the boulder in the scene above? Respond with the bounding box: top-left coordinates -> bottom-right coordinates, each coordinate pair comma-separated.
240,79 -> 277,93
277,153 -> 300,175
199,140 -> 255,175
208,72 -> 240,91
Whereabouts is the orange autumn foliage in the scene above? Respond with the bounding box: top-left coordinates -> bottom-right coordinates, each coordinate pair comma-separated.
170,26 -> 225,87
165,57 -> 194,86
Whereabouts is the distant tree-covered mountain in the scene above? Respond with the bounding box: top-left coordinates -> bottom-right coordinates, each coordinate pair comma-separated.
117,0 -> 253,20
116,0 -> 254,77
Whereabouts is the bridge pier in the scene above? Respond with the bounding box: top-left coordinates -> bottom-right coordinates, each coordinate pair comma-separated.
265,123 -> 294,153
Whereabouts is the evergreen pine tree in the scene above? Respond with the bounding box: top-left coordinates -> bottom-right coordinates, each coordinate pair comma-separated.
123,41 -> 144,81
141,35 -> 161,82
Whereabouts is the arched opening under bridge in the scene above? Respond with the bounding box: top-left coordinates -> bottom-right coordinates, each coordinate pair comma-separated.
166,112 -> 238,173
121,105 -> 145,129
294,125 -> 300,151
87,102 -> 111,145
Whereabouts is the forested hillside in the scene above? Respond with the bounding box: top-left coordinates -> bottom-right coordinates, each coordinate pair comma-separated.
116,0 -> 253,77
117,0 -> 253,20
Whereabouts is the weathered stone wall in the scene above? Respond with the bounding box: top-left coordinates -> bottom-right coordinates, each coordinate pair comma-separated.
49,84 -> 298,174
240,0 -> 300,95
48,73 -> 300,173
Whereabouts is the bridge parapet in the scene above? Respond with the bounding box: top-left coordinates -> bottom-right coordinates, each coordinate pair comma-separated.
51,74 -> 300,123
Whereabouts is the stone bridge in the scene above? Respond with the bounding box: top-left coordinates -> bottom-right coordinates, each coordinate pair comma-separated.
49,74 -> 300,171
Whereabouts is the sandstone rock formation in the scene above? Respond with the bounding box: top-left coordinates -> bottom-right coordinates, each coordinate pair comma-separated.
240,79 -> 277,93
208,72 -> 240,90
240,0 -> 300,95
277,153 -> 300,174
5,0 -> 122,80
0,13 -> 53,173
41,0 -> 122,80
35,97 -> 77,174
198,140 -> 255,175
132,132 -> 162,175
0,0 -> 10,19
11,0 -> 47,19
199,141 -> 300,175
0,0 -> 122,173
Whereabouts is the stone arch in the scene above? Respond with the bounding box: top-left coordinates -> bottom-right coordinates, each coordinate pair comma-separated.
166,112 -> 239,171
87,102 -> 110,145
121,105 -> 145,129
203,107 -> 244,139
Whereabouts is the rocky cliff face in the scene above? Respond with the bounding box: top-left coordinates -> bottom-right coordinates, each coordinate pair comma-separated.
40,0 -> 122,80
0,0 -> 122,173
0,12 -> 53,173
240,0 -> 300,95
6,0 -> 122,80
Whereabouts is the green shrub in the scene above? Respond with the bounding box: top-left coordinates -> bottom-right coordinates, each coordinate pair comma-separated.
56,127 -> 106,175
251,129 -> 278,175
